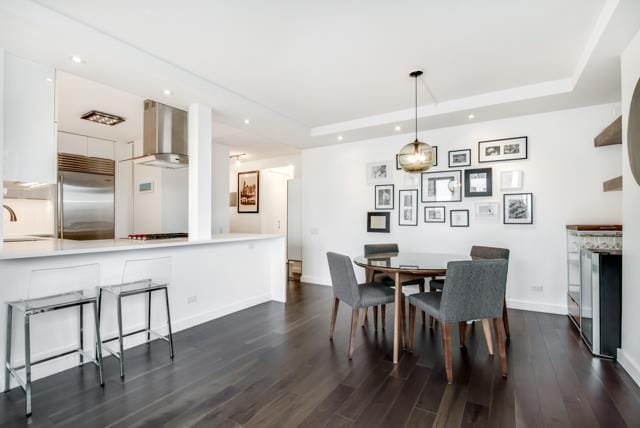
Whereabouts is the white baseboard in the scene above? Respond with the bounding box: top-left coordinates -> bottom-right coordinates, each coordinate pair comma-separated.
505,298 -> 567,315
617,348 -> 640,387
300,276 -> 568,316
300,275 -> 331,286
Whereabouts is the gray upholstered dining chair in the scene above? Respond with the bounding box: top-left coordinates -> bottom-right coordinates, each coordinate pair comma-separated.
429,245 -> 511,353
327,252 -> 396,359
363,243 -> 428,328
408,259 -> 509,384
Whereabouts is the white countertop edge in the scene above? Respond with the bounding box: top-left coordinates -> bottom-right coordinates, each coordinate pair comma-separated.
0,234 -> 285,260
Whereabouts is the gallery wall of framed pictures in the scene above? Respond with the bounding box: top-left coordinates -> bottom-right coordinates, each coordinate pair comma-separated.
366,135 -> 533,232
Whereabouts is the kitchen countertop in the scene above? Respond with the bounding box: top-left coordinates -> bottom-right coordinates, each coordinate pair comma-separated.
0,233 -> 284,260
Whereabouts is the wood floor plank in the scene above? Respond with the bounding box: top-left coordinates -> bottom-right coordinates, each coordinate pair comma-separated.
1,283 -> 639,428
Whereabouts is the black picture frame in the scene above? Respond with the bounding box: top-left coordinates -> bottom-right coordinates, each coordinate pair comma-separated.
367,212 -> 391,233
237,170 -> 259,213
374,184 -> 394,210
398,189 -> 419,226
448,149 -> 471,168
424,206 -> 446,223
503,193 -> 534,224
395,154 -> 402,170
464,168 -> 493,197
432,146 -> 438,167
420,170 -> 463,203
450,209 -> 470,227
478,136 -> 528,163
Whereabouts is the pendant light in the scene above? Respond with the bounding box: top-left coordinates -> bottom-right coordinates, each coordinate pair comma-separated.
397,70 -> 435,173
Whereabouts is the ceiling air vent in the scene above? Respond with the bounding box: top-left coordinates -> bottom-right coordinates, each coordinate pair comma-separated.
81,110 -> 126,126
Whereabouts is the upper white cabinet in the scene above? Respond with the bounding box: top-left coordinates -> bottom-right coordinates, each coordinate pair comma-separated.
57,132 -> 87,156
3,52 -> 56,184
57,132 -> 115,160
87,137 -> 114,160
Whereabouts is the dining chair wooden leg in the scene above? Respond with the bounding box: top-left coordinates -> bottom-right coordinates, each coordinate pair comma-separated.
381,304 -> 386,330
493,317 -> 508,378
458,321 -> 467,348
408,304 -> 416,352
427,284 -> 434,328
348,308 -> 359,359
482,319 -> 494,355
502,300 -> 511,339
442,322 -> 453,384
373,306 -> 379,331
359,307 -> 367,329
329,298 -> 339,340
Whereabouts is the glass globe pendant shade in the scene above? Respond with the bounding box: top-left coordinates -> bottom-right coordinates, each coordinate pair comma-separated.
398,140 -> 434,173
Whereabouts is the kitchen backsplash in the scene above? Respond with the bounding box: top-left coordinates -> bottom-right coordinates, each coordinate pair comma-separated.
3,199 -> 55,237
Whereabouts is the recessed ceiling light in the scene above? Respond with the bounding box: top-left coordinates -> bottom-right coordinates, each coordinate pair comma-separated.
394,125 -> 402,132
243,118 -> 251,125
70,55 -> 84,64
337,135 -> 343,141
163,89 -> 172,96
468,113 -> 475,119
81,110 -> 126,126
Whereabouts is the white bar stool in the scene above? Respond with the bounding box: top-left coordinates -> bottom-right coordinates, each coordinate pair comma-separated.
4,263 -> 104,416
97,256 -> 174,378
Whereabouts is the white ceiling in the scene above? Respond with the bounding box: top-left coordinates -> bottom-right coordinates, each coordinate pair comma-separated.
34,0 -> 604,127
1,0 -> 640,156
57,72 -> 297,160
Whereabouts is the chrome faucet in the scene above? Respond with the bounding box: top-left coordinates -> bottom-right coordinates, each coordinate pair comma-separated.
3,204 -> 17,222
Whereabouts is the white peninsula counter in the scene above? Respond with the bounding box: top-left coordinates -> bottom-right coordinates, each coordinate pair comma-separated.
0,233 -> 287,390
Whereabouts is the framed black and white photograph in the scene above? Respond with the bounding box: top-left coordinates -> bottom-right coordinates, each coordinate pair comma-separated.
367,212 -> 391,233
503,193 -> 533,224
374,184 -> 394,210
366,161 -> 394,185
478,136 -> 528,163
464,168 -> 492,197
395,154 -> 402,170
448,149 -> 471,167
238,170 -> 259,213
450,209 -> 470,227
432,146 -> 438,167
475,201 -> 499,219
424,206 -> 446,223
500,170 -> 524,190
421,170 -> 462,203
398,189 -> 419,226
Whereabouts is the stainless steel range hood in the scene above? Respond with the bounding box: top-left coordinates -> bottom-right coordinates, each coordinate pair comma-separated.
133,100 -> 188,169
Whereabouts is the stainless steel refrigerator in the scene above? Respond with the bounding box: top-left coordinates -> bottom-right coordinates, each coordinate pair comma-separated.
58,154 -> 115,240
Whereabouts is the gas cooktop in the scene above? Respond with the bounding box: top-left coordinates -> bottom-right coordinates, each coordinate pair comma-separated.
128,233 -> 188,241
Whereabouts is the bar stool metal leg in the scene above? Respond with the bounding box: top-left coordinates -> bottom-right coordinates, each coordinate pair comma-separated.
117,295 -> 125,378
79,304 -> 84,366
24,314 -> 32,417
164,288 -> 174,360
146,290 -> 152,343
96,288 -> 102,359
92,301 -> 104,386
4,304 -> 12,392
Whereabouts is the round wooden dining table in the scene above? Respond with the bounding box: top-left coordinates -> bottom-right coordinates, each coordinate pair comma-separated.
353,252 -> 469,364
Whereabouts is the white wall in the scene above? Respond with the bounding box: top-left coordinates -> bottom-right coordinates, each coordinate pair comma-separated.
301,103 -> 622,314
619,29 -> 640,386
114,141 -> 133,238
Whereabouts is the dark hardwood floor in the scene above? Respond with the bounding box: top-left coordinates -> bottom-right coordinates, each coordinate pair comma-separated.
2,281 -> 640,427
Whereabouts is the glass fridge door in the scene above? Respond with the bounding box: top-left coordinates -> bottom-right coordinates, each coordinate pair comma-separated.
580,250 -> 594,351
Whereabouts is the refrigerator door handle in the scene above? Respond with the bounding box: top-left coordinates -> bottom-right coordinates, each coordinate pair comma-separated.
58,173 -> 64,239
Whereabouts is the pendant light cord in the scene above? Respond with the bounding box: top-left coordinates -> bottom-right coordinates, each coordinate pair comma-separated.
414,74 -> 418,142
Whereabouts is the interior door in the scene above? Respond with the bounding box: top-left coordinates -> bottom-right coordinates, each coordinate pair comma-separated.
260,170 -> 288,236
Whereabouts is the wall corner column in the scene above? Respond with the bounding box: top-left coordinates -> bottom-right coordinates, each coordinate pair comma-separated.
188,103 -> 213,240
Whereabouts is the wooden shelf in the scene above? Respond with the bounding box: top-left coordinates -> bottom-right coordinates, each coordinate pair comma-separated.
603,176 -> 622,192
594,116 -> 622,147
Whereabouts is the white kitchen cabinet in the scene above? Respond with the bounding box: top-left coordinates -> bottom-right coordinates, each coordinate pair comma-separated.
57,131 -> 87,156
87,137 -> 114,160
3,52 -> 56,184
